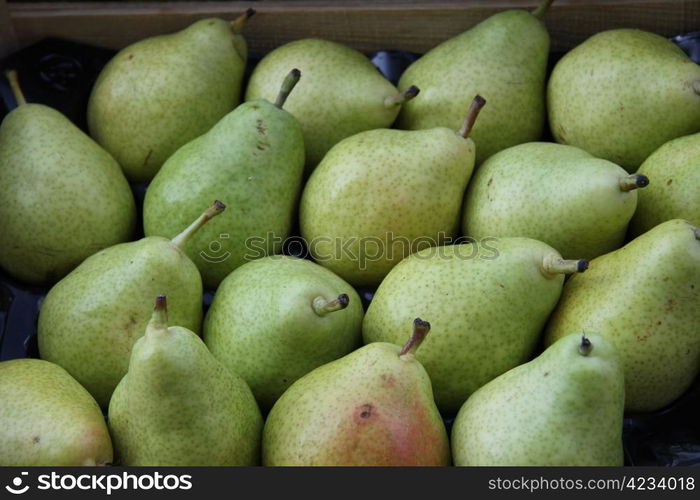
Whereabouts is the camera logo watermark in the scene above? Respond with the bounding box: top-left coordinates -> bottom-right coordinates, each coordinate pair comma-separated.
5,472 -> 29,495
198,232 -> 500,267
4,471 -> 193,496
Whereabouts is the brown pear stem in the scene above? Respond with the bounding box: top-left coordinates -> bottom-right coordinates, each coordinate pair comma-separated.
399,318 -> 431,358
312,294 -> 349,316
578,335 -> 593,356
532,0 -> 555,19
170,200 -> 226,251
619,173 -> 650,192
4,70 -> 26,106
230,8 -> 256,34
275,69 -> 301,109
541,255 -> 588,276
147,295 -> 169,337
457,95 -> 487,139
384,85 -> 420,108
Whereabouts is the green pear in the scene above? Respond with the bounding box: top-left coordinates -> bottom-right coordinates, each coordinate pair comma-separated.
396,0 -> 552,164
462,142 -> 649,260
263,318 -> 450,466
144,70 -> 305,289
548,29 -> 700,171
452,334 -> 624,466
363,237 -> 588,415
0,71 -> 135,285
0,358 -> 113,466
203,255 -> 364,410
245,38 -> 418,173
38,201 -> 225,407
109,296 -> 262,466
299,95 -> 486,287
545,219 -> 700,412
87,11 -> 254,182
630,133 -> 700,236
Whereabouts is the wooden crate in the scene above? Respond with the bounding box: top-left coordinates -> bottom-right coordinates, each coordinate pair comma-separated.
1,0 -> 700,59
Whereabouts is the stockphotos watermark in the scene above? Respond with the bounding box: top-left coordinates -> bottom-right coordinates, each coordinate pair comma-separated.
4,470 -> 192,495
199,232 -> 501,267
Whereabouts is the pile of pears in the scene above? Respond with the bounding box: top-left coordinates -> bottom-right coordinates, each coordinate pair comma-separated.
1,0 -> 699,467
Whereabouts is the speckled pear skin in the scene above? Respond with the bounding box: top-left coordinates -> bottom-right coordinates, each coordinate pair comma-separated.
397,9 -> 549,164
108,314 -> 262,465
544,219 -> 700,412
143,100 -> 304,289
87,18 -> 247,182
0,359 -> 113,466
363,238 -> 573,415
548,29 -> 700,171
630,133 -> 700,236
245,39 -> 402,172
462,142 -> 641,260
203,255 -> 364,411
299,127 -> 474,287
38,238 -> 203,408
0,104 -> 136,285
262,342 -> 450,466
451,334 -> 624,466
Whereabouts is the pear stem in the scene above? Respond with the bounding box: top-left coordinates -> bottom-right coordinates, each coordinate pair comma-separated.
619,173 -> 650,192
230,8 -> 256,34
170,200 -> 226,252
384,85 -> 420,108
541,255 -> 588,276
399,318 -> 431,358
4,70 -> 26,106
532,0 -> 555,20
457,95 -> 487,139
275,69 -> 302,109
312,294 -> 350,316
578,335 -> 593,356
148,295 -> 169,337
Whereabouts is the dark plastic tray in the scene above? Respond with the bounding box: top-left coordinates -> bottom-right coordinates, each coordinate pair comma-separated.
1,33 -> 699,467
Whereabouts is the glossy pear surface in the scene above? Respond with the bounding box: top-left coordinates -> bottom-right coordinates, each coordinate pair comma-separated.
452,334 -> 624,466
548,29 -> 700,171
545,219 -> 700,412
397,9 -> 549,163
300,127 -> 475,287
0,359 -> 113,466
245,38 -> 403,171
204,256 -> 363,410
0,103 -> 135,285
363,237 -> 581,415
630,133 -> 700,236
88,18 -> 248,181
462,142 -> 643,260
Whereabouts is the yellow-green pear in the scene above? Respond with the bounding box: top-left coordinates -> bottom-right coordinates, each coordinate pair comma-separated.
462,142 -> 649,260
203,255 -> 364,411
630,132 -> 700,236
363,237 -> 588,415
548,29 -> 700,171
144,70 -> 305,289
452,334 -> 625,466
0,71 -> 135,285
300,96 -> 485,287
87,11 -> 254,182
545,219 -> 700,412
38,201 -> 225,407
263,319 -> 450,466
245,38 -> 419,173
396,0 -> 552,164
0,359 -> 113,466
109,296 -> 262,466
